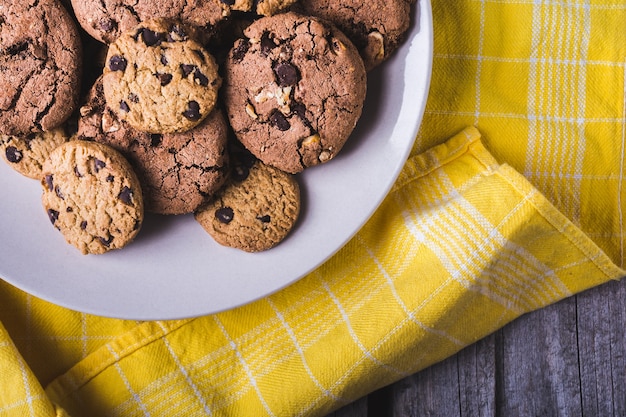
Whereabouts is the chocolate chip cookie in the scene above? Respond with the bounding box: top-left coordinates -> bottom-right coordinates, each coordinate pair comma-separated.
222,12 -> 367,174
195,147 -> 300,252
294,0 -> 417,70
0,127 -> 73,179
78,77 -> 230,215
103,19 -> 221,134
70,0 -> 225,44
0,0 -> 82,135
41,140 -> 144,255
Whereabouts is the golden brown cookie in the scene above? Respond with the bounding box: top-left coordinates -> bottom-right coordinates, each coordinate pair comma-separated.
222,12 -> 367,173
194,147 -> 300,252
41,140 -> 144,254
103,19 -> 221,134
0,127 -> 73,179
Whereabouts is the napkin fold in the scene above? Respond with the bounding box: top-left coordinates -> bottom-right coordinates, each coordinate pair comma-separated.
3,0 -> 626,415
1,127 -> 622,416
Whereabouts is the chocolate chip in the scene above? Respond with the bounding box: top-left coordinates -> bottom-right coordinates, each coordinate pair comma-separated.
260,32 -> 276,56
5,146 -> 22,163
193,69 -> 209,86
99,19 -> 116,32
106,175 -> 114,182
74,167 -> 82,178
140,28 -> 166,46
156,72 -> 173,86
118,186 -> 134,205
150,134 -> 162,147
109,55 -> 127,71
269,110 -> 290,131
120,101 -> 130,112
44,174 -> 54,191
54,185 -> 64,200
98,235 -> 114,247
273,62 -> 299,86
47,209 -> 59,225
215,207 -> 234,224
160,54 -> 168,65
220,0 -> 235,4
128,93 -> 139,103
66,207 -> 73,212
93,158 -> 106,173
182,101 -> 201,120
257,215 -> 271,223
180,64 -> 195,77
231,40 -> 250,63
80,220 -> 87,230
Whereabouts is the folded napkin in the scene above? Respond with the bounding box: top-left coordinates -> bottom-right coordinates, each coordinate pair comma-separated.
2,0 -> 626,416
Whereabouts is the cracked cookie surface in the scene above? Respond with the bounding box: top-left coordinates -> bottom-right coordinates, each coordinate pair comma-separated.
294,0 -> 416,70
41,140 -> 144,255
0,126 -> 73,179
70,0 -> 225,44
194,147 -> 300,252
222,12 -> 367,174
0,0 -> 82,135
78,77 -> 230,215
103,19 -> 221,134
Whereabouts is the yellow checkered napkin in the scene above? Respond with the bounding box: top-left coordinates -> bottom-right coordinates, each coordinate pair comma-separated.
0,127 -> 622,416
3,0 -> 626,415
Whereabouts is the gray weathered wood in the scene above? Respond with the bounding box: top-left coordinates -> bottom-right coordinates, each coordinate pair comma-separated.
323,278 -> 626,417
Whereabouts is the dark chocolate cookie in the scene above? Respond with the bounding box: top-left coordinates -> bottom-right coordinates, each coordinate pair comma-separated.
78,77 -> 229,215
102,19 -> 222,134
0,0 -> 82,135
294,0 -> 416,70
222,12 -> 367,173
70,0 -> 225,44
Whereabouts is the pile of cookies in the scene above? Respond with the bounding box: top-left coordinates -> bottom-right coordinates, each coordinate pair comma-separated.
0,0 -> 416,254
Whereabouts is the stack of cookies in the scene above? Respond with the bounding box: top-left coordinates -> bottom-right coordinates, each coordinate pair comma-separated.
0,0 -> 416,254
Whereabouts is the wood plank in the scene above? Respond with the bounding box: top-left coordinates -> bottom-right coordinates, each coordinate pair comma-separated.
456,333 -> 496,417
576,279 -> 626,417
389,351 -> 461,416
495,295 -> 583,416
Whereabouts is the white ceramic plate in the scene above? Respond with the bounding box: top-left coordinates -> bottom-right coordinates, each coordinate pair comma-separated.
0,0 -> 433,320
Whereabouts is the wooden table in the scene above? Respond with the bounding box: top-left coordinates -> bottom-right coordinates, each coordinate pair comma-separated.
326,276 -> 626,416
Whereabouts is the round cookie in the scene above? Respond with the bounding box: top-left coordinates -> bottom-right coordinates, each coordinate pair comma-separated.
70,0 -> 225,44
103,19 -> 221,134
194,148 -> 300,252
293,0 -> 416,70
0,127 -> 73,179
222,12 -> 367,174
78,77 -> 230,215
41,140 -> 144,255
0,0 -> 82,135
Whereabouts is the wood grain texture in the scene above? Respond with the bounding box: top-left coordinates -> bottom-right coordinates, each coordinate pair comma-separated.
326,279 -> 626,417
